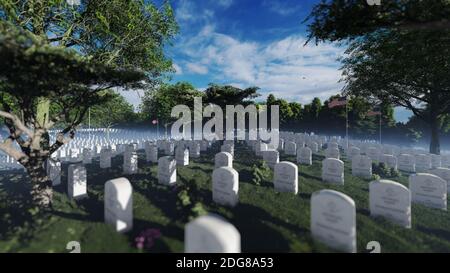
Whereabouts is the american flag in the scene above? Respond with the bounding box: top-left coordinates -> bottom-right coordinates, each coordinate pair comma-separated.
328,97 -> 348,108
367,106 -> 381,117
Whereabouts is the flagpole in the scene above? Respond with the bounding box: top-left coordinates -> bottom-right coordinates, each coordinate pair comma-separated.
379,113 -> 382,144
345,98 -> 349,148
88,107 -> 91,139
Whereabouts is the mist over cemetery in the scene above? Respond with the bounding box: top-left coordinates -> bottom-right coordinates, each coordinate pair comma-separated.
1,1 -> 450,253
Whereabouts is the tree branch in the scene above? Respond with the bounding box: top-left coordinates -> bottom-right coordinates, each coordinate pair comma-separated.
0,110 -> 34,138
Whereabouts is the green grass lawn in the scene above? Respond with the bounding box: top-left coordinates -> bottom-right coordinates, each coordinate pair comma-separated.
1,142 -> 450,253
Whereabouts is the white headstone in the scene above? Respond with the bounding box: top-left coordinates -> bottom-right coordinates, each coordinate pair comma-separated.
145,144 -> 158,163
366,147 -> 381,162
212,167 -> 239,207
308,141 -> 319,154
262,150 -> 279,169
442,155 -> 450,168
175,146 -> 189,166
221,144 -> 234,157
82,148 -> 92,164
380,154 -> 398,171
398,154 -> 415,173
190,142 -> 201,158
104,178 -> 133,233
322,158 -> 345,185
158,156 -> 177,185
297,147 -> 312,165
431,154 -> 442,169
415,154 -> 432,172
215,152 -> 233,169
284,141 -> 297,156
351,155 -> 372,179
100,148 -> 112,169
347,146 -> 361,160
123,151 -> 138,175
68,164 -> 87,199
273,161 -> 298,194
185,214 -> 241,253
47,159 -> 61,186
311,189 -> 356,253
369,179 -> 411,228
427,168 -> 450,193
409,173 -> 447,210
325,147 -> 340,160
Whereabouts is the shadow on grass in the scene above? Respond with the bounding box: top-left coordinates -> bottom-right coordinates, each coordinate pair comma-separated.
0,170 -> 43,245
228,203 -> 309,252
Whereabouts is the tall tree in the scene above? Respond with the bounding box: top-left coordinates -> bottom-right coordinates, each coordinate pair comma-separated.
204,84 -> 260,108
141,82 -> 203,129
0,25 -> 146,207
0,0 -> 177,206
305,0 -> 450,154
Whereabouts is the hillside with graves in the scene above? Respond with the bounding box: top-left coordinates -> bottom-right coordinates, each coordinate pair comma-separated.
1,129 -> 450,253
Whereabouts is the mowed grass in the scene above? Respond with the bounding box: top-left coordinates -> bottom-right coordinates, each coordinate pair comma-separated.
1,142 -> 450,253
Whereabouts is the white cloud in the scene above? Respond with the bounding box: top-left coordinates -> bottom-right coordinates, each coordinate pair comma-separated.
186,63 -> 209,75
176,28 -> 345,104
176,0 -> 214,23
262,0 -> 302,16
216,0 -> 233,8
172,63 -> 183,75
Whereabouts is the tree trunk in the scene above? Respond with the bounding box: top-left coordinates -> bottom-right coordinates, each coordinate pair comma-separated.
25,159 -> 53,209
429,117 -> 441,155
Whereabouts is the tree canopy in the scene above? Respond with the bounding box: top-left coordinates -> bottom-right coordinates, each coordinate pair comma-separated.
305,0 -> 450,154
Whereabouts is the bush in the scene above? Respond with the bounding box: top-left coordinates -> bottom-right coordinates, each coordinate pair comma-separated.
372,162 -> 401,179
175,179 -> 208,221
252,161 -> 272,186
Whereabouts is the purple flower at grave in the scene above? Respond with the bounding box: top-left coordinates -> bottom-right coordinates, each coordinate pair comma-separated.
135,228 -> 162,250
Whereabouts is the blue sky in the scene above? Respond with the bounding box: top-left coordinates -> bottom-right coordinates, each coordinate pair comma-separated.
123,0 -> 412,122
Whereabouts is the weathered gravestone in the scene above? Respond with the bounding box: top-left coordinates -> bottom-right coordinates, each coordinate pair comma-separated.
369,179 -> 411,228
409,173 -> 447,210
104,178 -> 133,233
311,189 -> 356,253
212,167 -> 239,207
273,161 -> 298,194
185,214 -> 241,253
